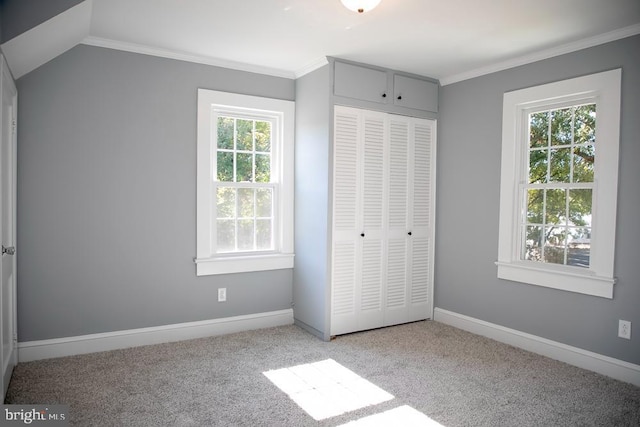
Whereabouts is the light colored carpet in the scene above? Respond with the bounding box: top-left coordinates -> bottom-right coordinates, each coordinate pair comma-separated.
5,321 -> 640,426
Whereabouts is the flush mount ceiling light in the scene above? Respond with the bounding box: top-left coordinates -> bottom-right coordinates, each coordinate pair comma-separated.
340,0 -> 382,13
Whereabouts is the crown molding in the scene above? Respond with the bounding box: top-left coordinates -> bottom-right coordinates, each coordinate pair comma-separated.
81,36 -> 296,80
440,23 -> 640,86
294,56 -> 330,78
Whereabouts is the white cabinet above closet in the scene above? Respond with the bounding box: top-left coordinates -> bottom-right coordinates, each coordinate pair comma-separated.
333,59 -> 439,115
334,61 -> 388,105
393,74 -> 438,112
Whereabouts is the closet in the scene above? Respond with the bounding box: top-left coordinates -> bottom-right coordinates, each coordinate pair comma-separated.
331,106 -> 435,335
293,58 -> 437,339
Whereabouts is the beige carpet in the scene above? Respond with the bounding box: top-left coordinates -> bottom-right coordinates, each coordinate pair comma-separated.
6,321 -> 640,426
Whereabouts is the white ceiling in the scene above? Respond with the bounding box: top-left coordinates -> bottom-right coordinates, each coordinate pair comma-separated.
4,0 -> 640,83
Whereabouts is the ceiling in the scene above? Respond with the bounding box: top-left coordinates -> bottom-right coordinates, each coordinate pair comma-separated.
4,0 -> 640,83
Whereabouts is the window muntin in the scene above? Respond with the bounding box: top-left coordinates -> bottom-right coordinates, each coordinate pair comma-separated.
521,104 -> 595,268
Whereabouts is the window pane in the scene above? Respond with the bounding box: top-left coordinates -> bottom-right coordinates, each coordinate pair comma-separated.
524,225 -> 543,262
572,145 -> 594,183
526,189 -> 543,224
574,104 -> 596,144
529,149 -> 548,184
256,219 -> 272,250
216,187 -> 235,219
217,219 -> 235,253
217,152 -> 234,181
543,226 -> 566,265
210,109 -> 284,256
549,148 -> 571,182
545,189 -> 566,224
551,108 -> 572,146
238,219 -> 254,251
567,227 -> 590,268
255,154 -> 271,183
236,153 -> 253,182
217,117 -> 234,150
568,189 -> 592,227
255,121 -> 271,152
236,119 -> 253,151
256,188 -> 272,218
529,111 -> 549,149
238,188 -> 254,218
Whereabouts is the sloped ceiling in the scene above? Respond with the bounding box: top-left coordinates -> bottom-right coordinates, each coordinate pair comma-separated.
2,0 -> 640,83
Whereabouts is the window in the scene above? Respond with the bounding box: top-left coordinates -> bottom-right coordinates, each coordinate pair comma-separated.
196,89 -> 294,276
524,104 -> 595,268
497,69 -> 621,298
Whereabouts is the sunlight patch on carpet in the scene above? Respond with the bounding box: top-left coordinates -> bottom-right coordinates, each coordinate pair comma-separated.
337,405 -> 445,426
263,358 -> 394,420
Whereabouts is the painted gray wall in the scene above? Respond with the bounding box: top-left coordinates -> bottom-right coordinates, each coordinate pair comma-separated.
17,44 -> 295,341
292,65 -> 331,338
435,35 -> 640,365
0,0 -> 85,43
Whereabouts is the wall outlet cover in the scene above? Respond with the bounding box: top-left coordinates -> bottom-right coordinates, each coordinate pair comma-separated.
618,320 -> 631,339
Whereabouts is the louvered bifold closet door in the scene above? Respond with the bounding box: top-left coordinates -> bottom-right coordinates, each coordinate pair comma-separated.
331,106 -> 435,336
385,115 -> 436,326
331,108 -> 360,335
385,117 -> 410,326
331,106 -> 386,335
358,111 -> 386,332
407,119 -> 435,322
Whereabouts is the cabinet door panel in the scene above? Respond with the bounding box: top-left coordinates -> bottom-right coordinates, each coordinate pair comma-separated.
334,62 -> 388,104
388,120 -> 409,230
410,237 -> 430,304
331,241 -> 357,335
412,123 -> 433,228
362,116 -> 385,231
334,111 -> 359,231
393,75 -> 438,112
385,238 -> 407,308
359,238 -> 384,331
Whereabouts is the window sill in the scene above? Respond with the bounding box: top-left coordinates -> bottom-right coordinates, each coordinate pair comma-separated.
195,253 -> 294,276
495,261 -> 614,299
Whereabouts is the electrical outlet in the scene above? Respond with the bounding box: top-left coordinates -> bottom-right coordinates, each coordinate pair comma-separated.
218,288 -> 227,302
618,320 -> 631,339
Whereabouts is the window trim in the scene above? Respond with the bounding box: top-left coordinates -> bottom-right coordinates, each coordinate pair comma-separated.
497,69 -> 621,298
195,89 -> 294,276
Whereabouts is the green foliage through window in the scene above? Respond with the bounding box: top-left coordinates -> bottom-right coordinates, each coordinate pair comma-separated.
216,116 -> 272,183
523,104 -> 595,268
215,115 -> 274,253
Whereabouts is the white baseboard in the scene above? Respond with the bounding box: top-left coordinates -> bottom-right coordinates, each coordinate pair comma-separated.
18,309 -> 294,362
433,307 -> 640,387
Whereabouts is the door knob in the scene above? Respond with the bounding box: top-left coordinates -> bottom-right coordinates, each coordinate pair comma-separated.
2,246 -> 15,255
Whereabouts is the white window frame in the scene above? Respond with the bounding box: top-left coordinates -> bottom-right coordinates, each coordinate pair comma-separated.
195,89 -> 294,276
497,69 -> 621,298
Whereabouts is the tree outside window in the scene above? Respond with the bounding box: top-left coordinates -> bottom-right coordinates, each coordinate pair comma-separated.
215,116 -> 275,253
523,104 -> 595,268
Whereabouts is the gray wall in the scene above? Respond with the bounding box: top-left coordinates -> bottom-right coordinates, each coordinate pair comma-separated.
435,35 -> 640,365
292,65 -> 332,339
17,44 -> 295,341
0,0 -> 84,43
